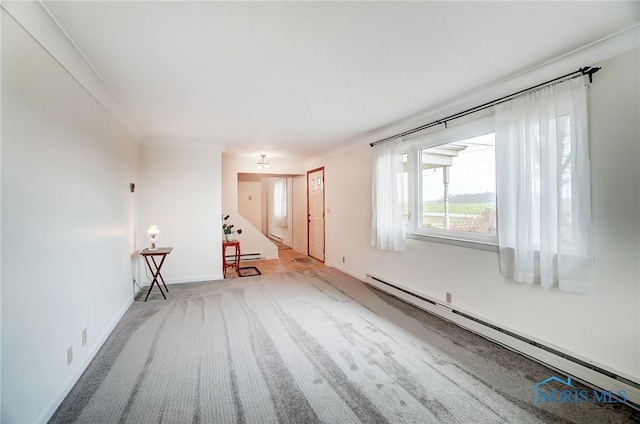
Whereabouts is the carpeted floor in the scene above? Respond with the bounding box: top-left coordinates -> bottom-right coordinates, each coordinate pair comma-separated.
50,268 -> 638,423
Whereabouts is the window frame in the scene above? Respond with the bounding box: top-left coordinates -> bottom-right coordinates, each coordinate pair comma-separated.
400,115 -> 499,249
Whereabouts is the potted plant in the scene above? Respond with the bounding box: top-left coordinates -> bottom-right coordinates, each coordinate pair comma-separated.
222,214 -> 242,241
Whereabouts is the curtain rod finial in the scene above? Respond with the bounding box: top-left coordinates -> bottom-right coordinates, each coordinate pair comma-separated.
581,66 -> 601,84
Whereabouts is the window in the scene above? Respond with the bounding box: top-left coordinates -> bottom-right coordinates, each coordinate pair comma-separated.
375,78 -> 590,291
494,77 -> 591,291
273,178 -> 288,228
401,117 -> 497,246
557,114 -> 574,244
400,153 -> 410,225
420,133 -> 496,235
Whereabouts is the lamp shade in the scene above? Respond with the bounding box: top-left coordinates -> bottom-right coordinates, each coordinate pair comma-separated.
147,225 -> 160,236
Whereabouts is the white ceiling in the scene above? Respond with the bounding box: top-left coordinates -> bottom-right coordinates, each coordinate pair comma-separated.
41,1 -> 639,160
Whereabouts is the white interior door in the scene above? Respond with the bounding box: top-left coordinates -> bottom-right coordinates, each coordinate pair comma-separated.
307,168 -> 324,262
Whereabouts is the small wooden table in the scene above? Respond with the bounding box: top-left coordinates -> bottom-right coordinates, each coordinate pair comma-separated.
140,247 -> 173,301
222,240 -> 241,277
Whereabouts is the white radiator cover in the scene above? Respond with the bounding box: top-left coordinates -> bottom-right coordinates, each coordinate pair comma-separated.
366,273 -> 640,408
225,252 -> 264,262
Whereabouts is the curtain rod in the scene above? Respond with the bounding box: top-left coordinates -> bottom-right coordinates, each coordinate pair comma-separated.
369,66 -> 601,147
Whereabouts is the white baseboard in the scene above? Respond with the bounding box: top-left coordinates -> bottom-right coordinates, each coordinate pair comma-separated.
140,274 -> 224,285
169,274 -> 224,284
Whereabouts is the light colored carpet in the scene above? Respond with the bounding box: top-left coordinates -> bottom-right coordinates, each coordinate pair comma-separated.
50,268 -> 638,423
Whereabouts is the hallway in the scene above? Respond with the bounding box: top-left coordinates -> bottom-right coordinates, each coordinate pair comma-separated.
224,245 -> 325,278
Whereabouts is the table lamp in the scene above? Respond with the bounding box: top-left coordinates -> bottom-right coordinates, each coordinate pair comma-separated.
147,225 -> 160,250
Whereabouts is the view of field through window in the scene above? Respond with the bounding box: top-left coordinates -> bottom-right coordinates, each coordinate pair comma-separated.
420,133 -> 496,234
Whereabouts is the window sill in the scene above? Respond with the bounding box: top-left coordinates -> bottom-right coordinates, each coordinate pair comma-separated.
407,233 -> 499,253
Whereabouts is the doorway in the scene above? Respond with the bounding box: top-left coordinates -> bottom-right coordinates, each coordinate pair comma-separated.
237,173 -> 307,253
307,167 -> 325,262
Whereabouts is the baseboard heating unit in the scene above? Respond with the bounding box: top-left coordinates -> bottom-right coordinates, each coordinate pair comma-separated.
225,252 -> 264,262
365,274 -> 640,408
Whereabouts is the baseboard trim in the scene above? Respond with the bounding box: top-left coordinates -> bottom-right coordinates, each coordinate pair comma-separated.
168,275 -> 225,284
364,273 -> 640,408
143,274 -> 224,285
38,295 -> 134,423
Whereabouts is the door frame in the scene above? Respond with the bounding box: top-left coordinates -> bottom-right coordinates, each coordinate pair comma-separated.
307,166 -> 325,262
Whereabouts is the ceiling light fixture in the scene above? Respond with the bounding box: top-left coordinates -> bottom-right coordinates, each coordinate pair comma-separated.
256,154 -> 270,170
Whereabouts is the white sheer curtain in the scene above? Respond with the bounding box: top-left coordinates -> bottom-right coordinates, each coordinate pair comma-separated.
371,137 -> 406,251
274,178 -> 288,229
495,77 -> 592,293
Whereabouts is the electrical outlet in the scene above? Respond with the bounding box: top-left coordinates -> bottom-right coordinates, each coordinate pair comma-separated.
445,292 -> 452,304
67,346 -> 73,365
82,328 -> 87,346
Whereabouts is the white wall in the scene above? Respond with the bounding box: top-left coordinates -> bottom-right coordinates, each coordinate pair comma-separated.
318,48 -> 640,380
1,10 -> 140,423
138,146 -> 223,284
238,180 -> 262,230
